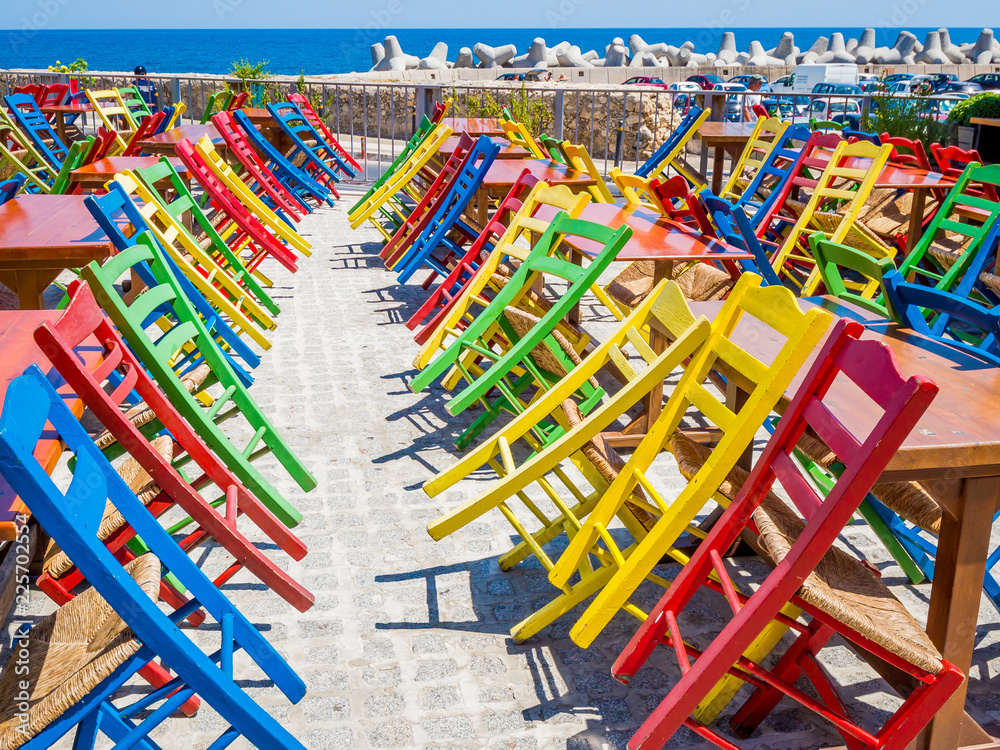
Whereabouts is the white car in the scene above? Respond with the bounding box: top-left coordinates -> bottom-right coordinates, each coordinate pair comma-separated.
770,74 -> 795,95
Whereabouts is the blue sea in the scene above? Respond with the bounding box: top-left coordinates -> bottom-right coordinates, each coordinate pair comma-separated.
0,27 -> 985,76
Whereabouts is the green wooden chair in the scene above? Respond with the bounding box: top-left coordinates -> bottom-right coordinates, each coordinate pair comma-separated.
348,114 -> 436,215
201,90 -> 235,124
809,232 -> 894,317
117,84 -> 153,121
538,134 -> 570,164
0,109 -> 91,194
80,237 -> 315,529
808,117 -> 847,132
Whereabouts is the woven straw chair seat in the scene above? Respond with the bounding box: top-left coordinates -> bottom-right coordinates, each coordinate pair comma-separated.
667,433 -> 944,675
753,496 -> 943,675
794,434 -> 941,533
502,308 -> 599,389
92,364 -> 211,451
606,261 -> 732,310
0,554 -> 160,749
562,400 -> 656,531
858,188 -> 936,240
980,272 -> 1000,298
43,436 -> 174,580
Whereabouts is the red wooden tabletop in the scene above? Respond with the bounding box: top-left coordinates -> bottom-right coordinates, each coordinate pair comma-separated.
39,103 -> 94,113
438,136 -> 531,160
440,117 -> 503,135
481,159 -> 596,190
70,156 -> 192,182
0,311 -> 102,540
532,202 -> 752,262
138,123 -> 221,147
0,195 -> 111,262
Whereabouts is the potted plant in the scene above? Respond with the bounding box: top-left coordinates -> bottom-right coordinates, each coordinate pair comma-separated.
948,92 -> 1000,151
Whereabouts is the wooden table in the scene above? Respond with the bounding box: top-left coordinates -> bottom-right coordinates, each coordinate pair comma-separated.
471,158 -> 597,228
69,156 -> 193,192
38,102 -> 93,143
137,123 -> 225,158
655,296 -> 1000,750
697,121 -> 758,195
438,135 -> 530,161
440,117 -> 504,136
241,107 -> 294,152
0,195 -> 112,309
532,201 -> 751,445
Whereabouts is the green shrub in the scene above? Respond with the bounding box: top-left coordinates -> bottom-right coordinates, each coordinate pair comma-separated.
860,85 -> 952,145
458,83 -> 550,136
948,92 -> 1000,127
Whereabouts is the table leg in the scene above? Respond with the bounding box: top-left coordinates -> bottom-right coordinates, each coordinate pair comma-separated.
917,473 -> 1000,750
906,188 -> 928,255
711,147 -> 725,196
54,112 -> 67,144
13,270 -> 48,309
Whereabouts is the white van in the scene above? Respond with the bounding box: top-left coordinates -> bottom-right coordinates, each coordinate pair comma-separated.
789,63 -> 860,94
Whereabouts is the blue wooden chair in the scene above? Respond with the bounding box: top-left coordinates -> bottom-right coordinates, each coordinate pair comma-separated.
267,101 -> 355,186
4,92 -> 70,167
85,188 -> 261,386
731,123 -> 811,229
0,366 -> 308,750
843,128 -> 882,145
233,108 -> 336,208
700,190 -> 782,286
883,268 -> 1000,366
634,105 -> 706,179
0,174 -> 25,205
392,136 -> 500,284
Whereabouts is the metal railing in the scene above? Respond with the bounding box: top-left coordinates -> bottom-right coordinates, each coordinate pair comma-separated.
1,68 -> 964,184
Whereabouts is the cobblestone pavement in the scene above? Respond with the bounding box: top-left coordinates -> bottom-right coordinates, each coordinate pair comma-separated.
15,185 -> 1000,749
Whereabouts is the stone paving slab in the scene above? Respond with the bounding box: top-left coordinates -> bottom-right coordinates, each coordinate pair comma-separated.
9,184 -> 1000,749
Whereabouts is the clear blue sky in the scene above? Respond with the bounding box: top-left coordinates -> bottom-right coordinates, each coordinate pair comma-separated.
0,0 -> 992,30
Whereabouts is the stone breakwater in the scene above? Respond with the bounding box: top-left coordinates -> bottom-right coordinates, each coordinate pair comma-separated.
370,28 -> 1000,71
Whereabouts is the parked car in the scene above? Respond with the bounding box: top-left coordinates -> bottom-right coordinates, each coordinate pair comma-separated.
967,73 -> 1000,90
623,76 -> 669,89
770,74 -> 794,95
809,98 -> 862,127
686,74 -> 724,90
772,95 -> 811,117
883,73 -> 914,85
672,92 -> 696,114
924,93 -> 968,121
496,72 -> 540,82
811,83 -> 862,96
920,73 -> 959,90
939,81 -> 984,94
860,81 -> 884,93
886,79 -> 935,95
728,74 -> 769,87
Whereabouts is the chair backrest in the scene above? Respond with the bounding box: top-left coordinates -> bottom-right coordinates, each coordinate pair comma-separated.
895,162 -> 1000,297
809,117 -> 847,132
733,123 -> 812,227
719,116 -> 789,201
880,132 -> 933,170
4,92 -> 69,165
610,170 -> 661,211
83,126 -> 119,164
0,175 -> 25,205
426,212 -> 633,415
635,105 -> 710,180
348,115 -> 438,212
159,101 -> 186,131
651,176 -> 715,233
228,91 -> 250,110
702,190 -> 782,286
38,82 -> 69,108
267,101 -> 355,180
931,144 -> 1000,201
843,128 -> 882,145
809,232 -> 893,315
499,118 -> 546,158
85,88 -> 138,151
538,133 -> 570,164
121,111 -> 166,156
116,84 -> 152,120
201,90 -> 234,123
0,109 -> 59,193
211,111 -> 307,219
287,93 -> 362,173
412,180 -> 593,371
0,364 -> 309,748
562,142 -> 615,203
883,269 -> 1000,365
11,83 -> 42,100
754,130 -> 844,230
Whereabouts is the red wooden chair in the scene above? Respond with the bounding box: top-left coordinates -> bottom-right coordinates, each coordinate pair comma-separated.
931,143 -> 1000,201
39,82 -> 69,107
379,131 -> 479,268
287,91 -> 362,173
611,318 -> 963,750
212,110 -> 308,221
880,132 -> 933,170
33,281 -> 315,714
12,83 -> 42,103
227,91 -> 250,110
405,170 -> 538,342
173,137 -> 301,274
120,111 -> 165,156
650,175 -> 715,234
83,126 -> 119,164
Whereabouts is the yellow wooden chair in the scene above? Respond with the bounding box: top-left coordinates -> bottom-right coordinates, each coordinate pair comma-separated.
413,180 -> 622,374
194,136 -> 312,260
164,101 -> 186,130
499,118 -> 547,159
562,143 -> 615,203
347,123 -> 453,235
719,116 -> 789,202
85,88 -> 138,153
112,170 -> 277,351
769,139 -> 894,295
608,170 -> 662,211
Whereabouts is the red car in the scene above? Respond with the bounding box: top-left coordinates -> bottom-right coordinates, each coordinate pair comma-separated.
623,76 -> 670,90
686,74 -> 724,91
